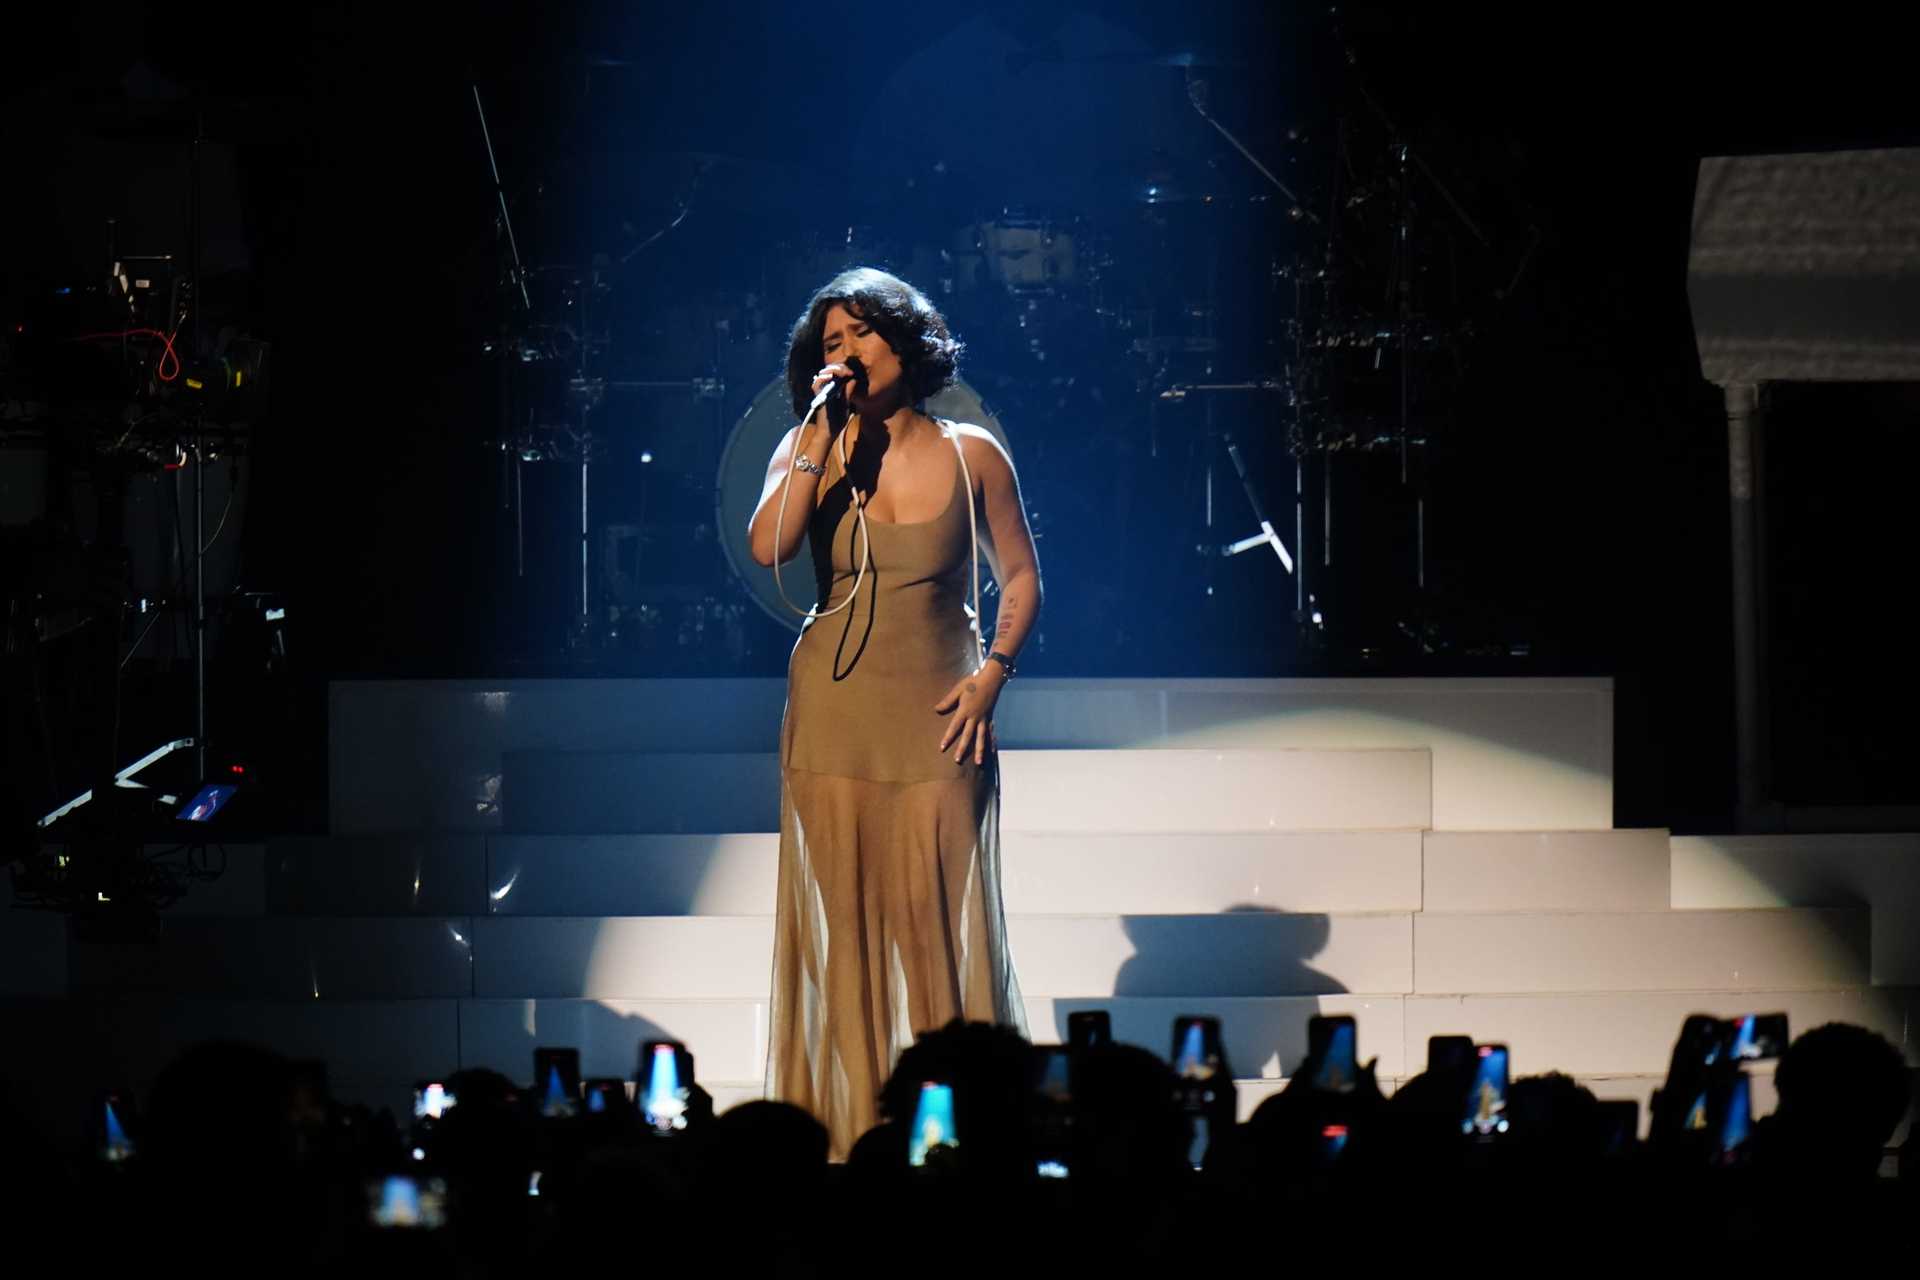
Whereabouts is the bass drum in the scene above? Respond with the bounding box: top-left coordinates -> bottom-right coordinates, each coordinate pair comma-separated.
716,377 -> 1011,632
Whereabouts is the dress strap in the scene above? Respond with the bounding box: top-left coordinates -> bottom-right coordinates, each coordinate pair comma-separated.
940,418 -> 985,668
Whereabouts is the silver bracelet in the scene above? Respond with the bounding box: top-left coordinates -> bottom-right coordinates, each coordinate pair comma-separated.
793,453 -> 825,476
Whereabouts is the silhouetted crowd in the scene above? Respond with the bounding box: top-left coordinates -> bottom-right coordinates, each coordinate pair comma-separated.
3,1015 -> 1912,1275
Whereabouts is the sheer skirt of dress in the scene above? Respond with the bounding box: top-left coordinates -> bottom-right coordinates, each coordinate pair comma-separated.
763,421 -> 1026,1161
766,755 -> 1026,1161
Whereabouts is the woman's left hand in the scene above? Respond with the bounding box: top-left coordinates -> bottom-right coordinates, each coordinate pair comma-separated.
934,664 -> 1006,764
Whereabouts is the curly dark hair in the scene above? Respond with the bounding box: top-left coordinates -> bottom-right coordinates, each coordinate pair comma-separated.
783,267 -> 962,419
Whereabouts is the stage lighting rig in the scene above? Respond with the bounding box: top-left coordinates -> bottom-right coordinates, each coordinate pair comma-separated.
9,737 -> 252,938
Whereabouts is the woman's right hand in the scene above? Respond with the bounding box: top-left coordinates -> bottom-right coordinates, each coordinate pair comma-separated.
811,363 -> 854,400
808,364 -> 855,436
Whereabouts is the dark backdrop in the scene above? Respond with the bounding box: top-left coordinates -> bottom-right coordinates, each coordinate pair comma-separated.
3,1 -> 1916,833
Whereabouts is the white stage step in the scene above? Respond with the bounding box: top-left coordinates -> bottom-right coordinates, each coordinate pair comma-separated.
19,989 -> 1906,1140
694,1079 -> 1319,1126
170,830 -> 1907,938
329,677 -> 1614,833
1671,833 -> 1920,985
1,996 -> 462,1095
1007,831 -> 1424,915
267,836 -> 488,915
57,908 -> 1876,1006
265,830 -> 1426,918
497,748 -> 1433,835
1001,750 -> 1431,833
452,988 -> 1918,1086
67,918 -> 479,1000
460,997 -> 769,1085
1422,830 -> 1670,912
467,914 -> 1412,1001
487,832 -> 1425,917
457,994 -> 1411,1084
685,1073 -> 1790,1133
1414,908 -> 1870,994
1403,987 -> 1914,1076
1004,913 -> 1409,997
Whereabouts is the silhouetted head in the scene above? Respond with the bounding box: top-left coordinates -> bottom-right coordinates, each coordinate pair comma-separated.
1070,1042 -> 1188,1182
1379,1069 -> 1471,1172
434,1067 -> 537,1230
878,1019 -> 1034,1180
1767,1022 -> 1911,1179
706,1100 -> 828,1180
1506,1073 -> 1604,1169
145,1040 -> 297,1175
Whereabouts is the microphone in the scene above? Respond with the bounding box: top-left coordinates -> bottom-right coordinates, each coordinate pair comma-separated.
807,356 -> 867,414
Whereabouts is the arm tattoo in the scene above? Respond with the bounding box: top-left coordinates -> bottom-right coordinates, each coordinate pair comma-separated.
995,595 -> 1017,639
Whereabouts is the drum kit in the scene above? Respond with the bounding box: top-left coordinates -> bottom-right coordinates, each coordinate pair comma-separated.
472,27 -> 1496,671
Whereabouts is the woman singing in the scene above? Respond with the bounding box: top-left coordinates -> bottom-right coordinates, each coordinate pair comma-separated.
747,268 -> 1040,1158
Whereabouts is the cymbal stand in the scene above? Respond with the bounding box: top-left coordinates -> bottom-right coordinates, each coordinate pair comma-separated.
564,368 -> 606,656
1159,383 -> 1295,592
1338,28 -> 1489,655
1180,64 -> 1312,645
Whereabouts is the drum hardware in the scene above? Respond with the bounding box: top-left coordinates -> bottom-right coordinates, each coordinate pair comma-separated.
471,82 -> 635,659
1150,382 -> 1295,617
1182,69 -> 1316,226
1131,334 -> 1218,358
1156,379 -> 1284,402
16,121 -> 255,889
606,377 -> 726,400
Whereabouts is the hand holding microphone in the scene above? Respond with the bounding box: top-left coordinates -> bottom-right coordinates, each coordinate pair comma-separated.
794,356 -> 866,491
806,356 -> 866,435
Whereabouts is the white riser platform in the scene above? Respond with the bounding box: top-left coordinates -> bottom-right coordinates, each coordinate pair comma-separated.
460,997 -> 768,1085
269,836 -> 486,916
466,914 -> 1411,1000
1672,834 -> 1920,984
57,909 -> 1874,1003
453,988 -> 1920,1084
329,677 -> 1613,833
21,994 -> 1912,1143
262,831 -> 1429,918
591,1081 -> 1914,1147
38,988 -> 1894,1091
1,997 -> 462,1091
1403,988 -> 1915,1075
458,994 -> 1413,1084
148,832 -> 1919,954
68,918 -> 478,1000
1422,830 -> 1670,912
1004,914 -> 1409,998
498,748 -> 1433,835
1414,909 -> 1869,994
699,1074 -> 1784,1132
258,829 -> 1671,919
486,831 -> 1426,917
507,1073 -> 1824,1139
1002,750 -> 1430,833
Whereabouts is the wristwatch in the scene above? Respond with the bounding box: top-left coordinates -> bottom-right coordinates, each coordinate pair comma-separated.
984,650 -> 1017,679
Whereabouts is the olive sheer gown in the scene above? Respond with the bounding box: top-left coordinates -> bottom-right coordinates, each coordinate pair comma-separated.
765,422 -> 1026,1160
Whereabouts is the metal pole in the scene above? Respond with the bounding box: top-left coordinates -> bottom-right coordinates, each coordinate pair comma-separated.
1295,455 -> 1305,619
580,455 -> 589,622
1725,381 -> 1769,829
194,432 -> 206,781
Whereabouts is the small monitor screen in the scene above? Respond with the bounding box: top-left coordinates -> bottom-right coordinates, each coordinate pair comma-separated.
177,784 -> 237,823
